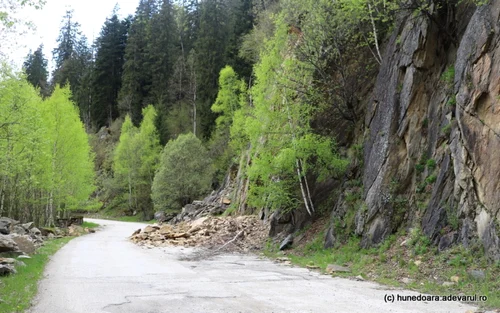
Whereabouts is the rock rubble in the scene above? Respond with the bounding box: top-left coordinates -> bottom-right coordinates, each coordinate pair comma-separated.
131,215 -> 269,253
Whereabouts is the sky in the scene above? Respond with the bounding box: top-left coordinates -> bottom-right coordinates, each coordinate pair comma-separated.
7,0 -> 140,70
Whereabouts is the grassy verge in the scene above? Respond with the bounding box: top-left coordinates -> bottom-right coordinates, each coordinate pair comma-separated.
81,221 -> 100,229
0,237 -> 73,313
85,213 -> 155,224
112,215 -> 155,223
264,224 -> 500,309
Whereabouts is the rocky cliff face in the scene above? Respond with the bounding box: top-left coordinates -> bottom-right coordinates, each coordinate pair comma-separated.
357,1 -> 500,261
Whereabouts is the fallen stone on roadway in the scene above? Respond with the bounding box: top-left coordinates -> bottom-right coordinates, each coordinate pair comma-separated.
131,215 -> 269,252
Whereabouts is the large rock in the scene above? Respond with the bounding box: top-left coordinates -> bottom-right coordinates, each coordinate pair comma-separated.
0,217 -> 17,235
0,234 -> 19,253
0,264 -> 16,276
21,222 -> 34,231
154,211 -> 166,223
68,225 -> 85,237
30,227 -> 42,237
142,225 -> 159,234
11,224 -> 28,235
10,235 -> 36,254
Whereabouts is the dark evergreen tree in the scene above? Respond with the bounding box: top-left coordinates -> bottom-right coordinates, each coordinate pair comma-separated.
23,44 -> 49,97
52,10 -> 94,127
225,0 -> 254,79
149,0 -> 177,107
194,0 -> 230,139
119,0 -> 158,125
91,12 -> 130,129
52,10 -> 81,86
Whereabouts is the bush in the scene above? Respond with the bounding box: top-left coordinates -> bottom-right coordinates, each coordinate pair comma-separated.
152,133 -> 214,211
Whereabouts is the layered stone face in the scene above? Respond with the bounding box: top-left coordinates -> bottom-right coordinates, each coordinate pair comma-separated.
359,1 -> 500,260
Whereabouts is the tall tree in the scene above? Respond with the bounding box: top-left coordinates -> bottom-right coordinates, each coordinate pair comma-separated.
194,0 -> 230,139
52,10 -> 94,126
149,0 -> 178,106
119,0 -> 158,125
92,11 -> 130,129
113,105 -> 161,218
41,86 -> 95,223
23,44 -> 49,97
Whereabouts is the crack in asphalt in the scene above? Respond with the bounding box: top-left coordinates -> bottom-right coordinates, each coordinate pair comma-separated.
102,292 -> 187,310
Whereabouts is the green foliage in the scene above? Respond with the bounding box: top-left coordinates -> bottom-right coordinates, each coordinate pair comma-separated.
445,204 -> 459,231
0,69 -> 94,225
209,65 -> 248,185
235,15 -> 348,213
113,105 -> 161,218
425,174 -> 437,185
408,227 -> 431,255
42,85 -> 96,212
91,13 -> 129,129
118,0 -> 156,125
23,44 -> 49,97
152,133 -> 214,211
441,65 -> 455,87
52,10 -> 94,127
81,221 -> 99,229
426,159 -> 436,171
447,94 -> 456,107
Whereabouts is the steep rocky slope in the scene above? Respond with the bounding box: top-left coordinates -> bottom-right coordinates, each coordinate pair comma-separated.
352,1 -> 500,260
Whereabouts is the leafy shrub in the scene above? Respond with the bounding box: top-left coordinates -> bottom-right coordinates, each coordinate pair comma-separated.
152,133 -> 214,211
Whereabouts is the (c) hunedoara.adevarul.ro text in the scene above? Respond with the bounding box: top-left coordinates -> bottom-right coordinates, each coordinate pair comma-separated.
384,293 -> 487,303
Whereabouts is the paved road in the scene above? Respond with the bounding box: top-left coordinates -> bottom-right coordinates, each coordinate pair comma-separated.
29,219 -> 478,313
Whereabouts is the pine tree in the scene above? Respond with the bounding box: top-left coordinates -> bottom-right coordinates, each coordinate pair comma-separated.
149,0 -> 178,107
92,12 -> 130,129
52,10 -> 94,127
119,0 -> 158,125
194,0 -> 230,139
23,44 -> 49,97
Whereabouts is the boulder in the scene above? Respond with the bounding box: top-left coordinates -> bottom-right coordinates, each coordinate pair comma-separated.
10,235 -> 36,254
154,211 -> 166,223
0,217 -> 17,235
142,225 -> 159,234
30,227 -> 42,237
0,234 -> 19,253
0,257 -> 16,264
438,231 -> 457,252
10,224 -> 27,235
21,222 -> 34,231
0,264 -> 16,276
40,227 -> 55,236
68,225 -> 85,236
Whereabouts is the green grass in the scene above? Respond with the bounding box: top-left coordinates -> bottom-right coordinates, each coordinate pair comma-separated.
0,237 -> 73,313
85,214 -> 155,224
112,215 -> 155,223
81,221 -> 99,229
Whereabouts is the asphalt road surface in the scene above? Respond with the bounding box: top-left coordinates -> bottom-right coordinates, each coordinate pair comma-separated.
29,219 -> 478,313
